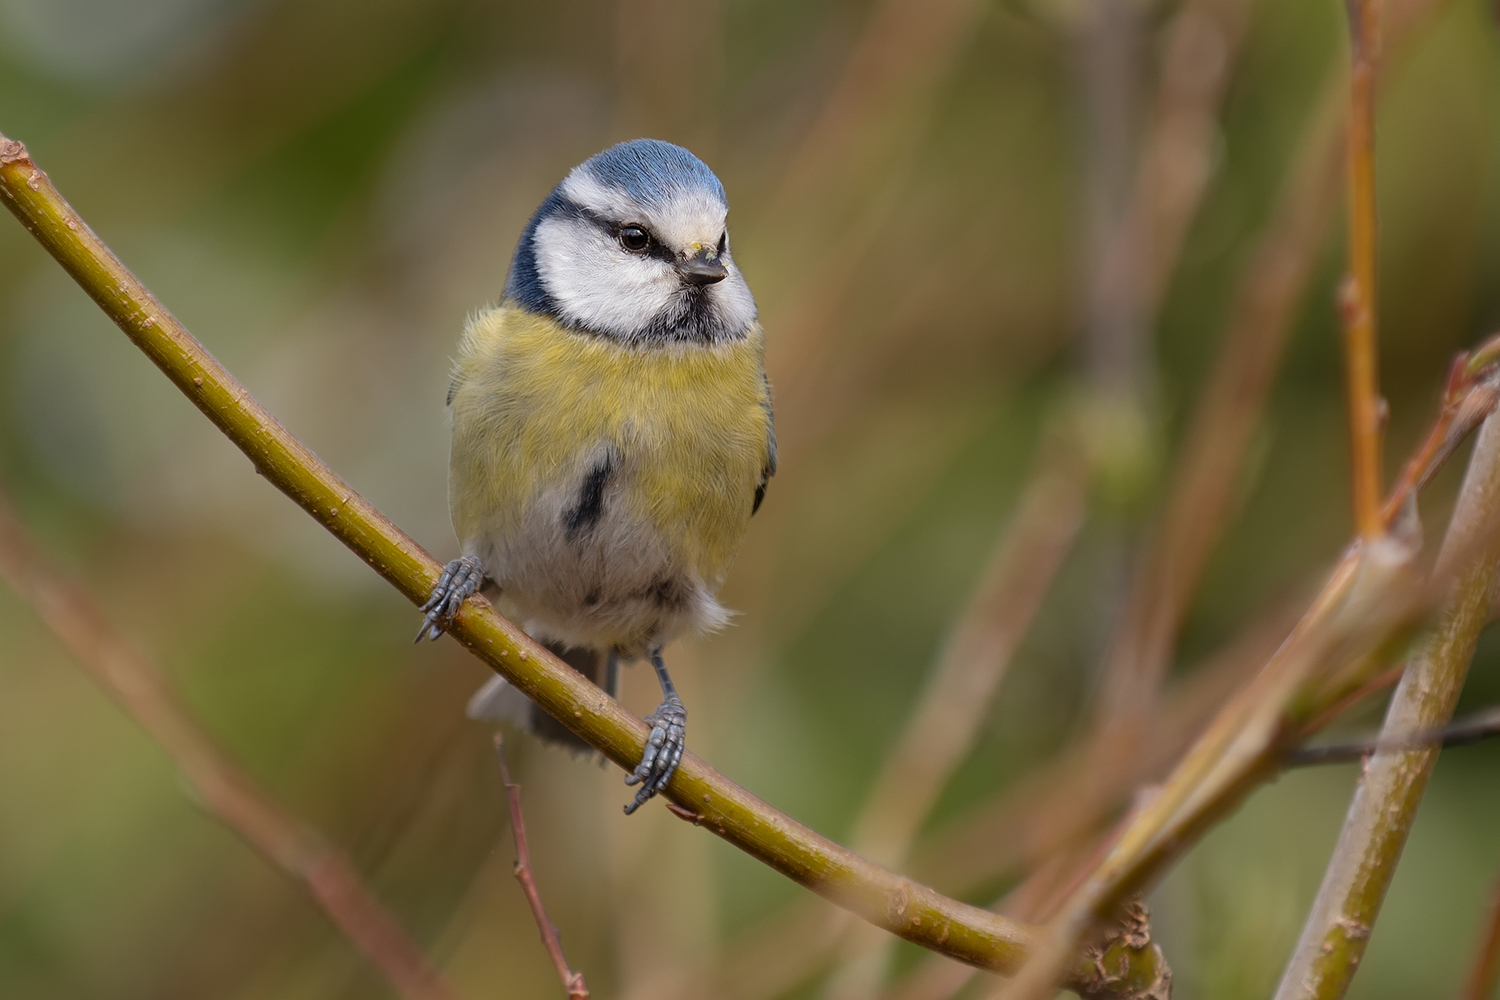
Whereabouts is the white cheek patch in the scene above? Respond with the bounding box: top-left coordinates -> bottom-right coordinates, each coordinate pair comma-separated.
713,268 -> 758,334
533,215 -> 678,337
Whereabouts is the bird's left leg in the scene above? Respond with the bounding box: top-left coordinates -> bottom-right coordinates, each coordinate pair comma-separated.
624,648 -> 686,814
414,555 -> 485,642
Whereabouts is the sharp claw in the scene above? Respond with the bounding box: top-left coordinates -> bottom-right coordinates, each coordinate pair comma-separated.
622,695 -> 685,814
415,556 -> 483,642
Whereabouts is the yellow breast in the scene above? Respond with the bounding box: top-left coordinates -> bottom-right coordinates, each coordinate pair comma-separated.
447,305 -> 771,584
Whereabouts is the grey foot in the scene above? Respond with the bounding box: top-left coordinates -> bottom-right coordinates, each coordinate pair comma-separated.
414,555 -> 484,642
623,694 -> 685,814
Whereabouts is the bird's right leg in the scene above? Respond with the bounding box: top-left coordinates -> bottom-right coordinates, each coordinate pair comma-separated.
414,555 -> 485,642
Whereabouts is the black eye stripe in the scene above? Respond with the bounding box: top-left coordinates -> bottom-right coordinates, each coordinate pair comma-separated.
566,203 -> 718,266
615,224 -> 679,265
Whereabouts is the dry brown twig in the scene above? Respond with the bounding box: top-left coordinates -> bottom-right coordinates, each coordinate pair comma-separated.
1340,0 -> 1386,544
1461,873 -> 1500,1000
494,736 -> 589,1000
0,492 -> 460,1000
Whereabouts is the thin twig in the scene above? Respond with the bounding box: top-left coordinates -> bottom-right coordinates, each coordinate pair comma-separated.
1273,413 -> 1500,1000
1461,873 -> 1500,1000
0,134 -> 1163,996
0,492 -> 460,1000
1341,0 -> 1385,541
1287,704 -> 1500,766
494,737 -> 589,1000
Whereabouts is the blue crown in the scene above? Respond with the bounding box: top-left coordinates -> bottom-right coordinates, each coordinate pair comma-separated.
580,139 -> 726,209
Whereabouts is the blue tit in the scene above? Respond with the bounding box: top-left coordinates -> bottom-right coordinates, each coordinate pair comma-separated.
417,139 -> 776,815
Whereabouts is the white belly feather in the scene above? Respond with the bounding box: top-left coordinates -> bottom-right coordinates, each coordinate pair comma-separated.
468,444 -> 731,658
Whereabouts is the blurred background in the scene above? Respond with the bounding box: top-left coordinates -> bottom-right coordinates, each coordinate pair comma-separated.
1,0 -> 1500,997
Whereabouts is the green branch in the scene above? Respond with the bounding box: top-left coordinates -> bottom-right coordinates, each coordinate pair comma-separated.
0,133 -> 1165,997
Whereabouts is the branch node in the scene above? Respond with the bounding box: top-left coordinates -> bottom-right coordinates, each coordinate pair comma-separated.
665,802 -> 703,825
0,136 -> 28,165
1078,900 -> 1172,1000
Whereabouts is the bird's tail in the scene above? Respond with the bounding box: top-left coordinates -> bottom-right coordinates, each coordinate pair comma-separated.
466,641 -> 616,754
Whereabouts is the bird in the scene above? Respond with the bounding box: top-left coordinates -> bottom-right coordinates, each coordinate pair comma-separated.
416,139 -> 775,815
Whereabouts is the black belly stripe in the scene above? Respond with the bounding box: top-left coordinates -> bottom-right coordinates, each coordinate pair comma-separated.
563,453 -> 614,538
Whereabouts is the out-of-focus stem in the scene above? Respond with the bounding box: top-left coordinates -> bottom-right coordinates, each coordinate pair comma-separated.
1460,874 -> 1500,1000
881,957 -> 975,1000
1134,0 -> 1253,315
824,449 -> 1087,998
849,451 -> 1086,869
1341,0 -> 1385,541
1273,415 -> 1500,1000
1096,68 -> 1345,724
495,737 -> 589,1000
0,493 -> 461,1000
911,590 -> 1288,892
0,134 -> 1163,996
1077,0 -> 1146,400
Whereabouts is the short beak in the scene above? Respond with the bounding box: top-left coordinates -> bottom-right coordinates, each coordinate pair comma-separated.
678,249 -> 728,286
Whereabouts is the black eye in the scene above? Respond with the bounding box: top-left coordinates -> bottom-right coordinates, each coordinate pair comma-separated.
618,225 -> 650,252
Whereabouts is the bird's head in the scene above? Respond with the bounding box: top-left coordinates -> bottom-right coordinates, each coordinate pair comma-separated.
504,139 -> 757,346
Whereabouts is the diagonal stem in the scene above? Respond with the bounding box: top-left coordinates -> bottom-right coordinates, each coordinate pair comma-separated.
0,491 -> 461,1000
